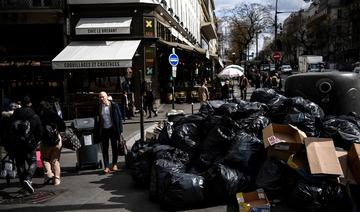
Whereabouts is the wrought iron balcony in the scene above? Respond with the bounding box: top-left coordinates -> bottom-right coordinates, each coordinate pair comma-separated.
0,0 -> 65,10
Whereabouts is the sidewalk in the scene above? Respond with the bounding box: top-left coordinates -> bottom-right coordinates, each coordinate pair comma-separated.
0,86 -> 257,212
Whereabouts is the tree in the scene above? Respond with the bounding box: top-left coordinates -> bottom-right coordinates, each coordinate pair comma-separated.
220,3 -> 273,63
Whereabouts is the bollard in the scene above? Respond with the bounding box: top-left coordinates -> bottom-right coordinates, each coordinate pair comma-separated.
191,102 -> 194,114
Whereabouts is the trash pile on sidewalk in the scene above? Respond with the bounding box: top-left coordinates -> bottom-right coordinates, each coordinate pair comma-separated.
126,88 -> 360,211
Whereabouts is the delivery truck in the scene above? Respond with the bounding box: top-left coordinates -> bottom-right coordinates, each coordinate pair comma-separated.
298,55 -> 323,73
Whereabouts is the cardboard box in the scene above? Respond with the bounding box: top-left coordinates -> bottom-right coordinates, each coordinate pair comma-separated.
304,137 -> 343,176
263,124 -> 307,161
236,189 -> 270,212
348,143 -> 360,184
336,150 -> 357,185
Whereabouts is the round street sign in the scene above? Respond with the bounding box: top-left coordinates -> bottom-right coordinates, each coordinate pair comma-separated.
169,53 -> 179,66
272,51 -> 281,61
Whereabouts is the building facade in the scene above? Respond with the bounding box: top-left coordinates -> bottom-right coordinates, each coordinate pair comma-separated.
0,0 -> 218,119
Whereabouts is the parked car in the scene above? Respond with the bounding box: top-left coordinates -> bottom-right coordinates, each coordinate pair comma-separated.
281,64 -> 292,74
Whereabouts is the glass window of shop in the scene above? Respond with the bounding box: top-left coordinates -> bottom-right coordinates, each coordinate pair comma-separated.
66,68 -> 132,94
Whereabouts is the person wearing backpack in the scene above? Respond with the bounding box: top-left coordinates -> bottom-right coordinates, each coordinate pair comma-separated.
38,100 -> 65,186
9,96 -> 42,194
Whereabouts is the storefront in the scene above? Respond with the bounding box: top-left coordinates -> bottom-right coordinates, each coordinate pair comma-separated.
52,40 -> 141,118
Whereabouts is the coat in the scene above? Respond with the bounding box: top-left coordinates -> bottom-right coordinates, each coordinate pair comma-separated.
95,100 -> 123,139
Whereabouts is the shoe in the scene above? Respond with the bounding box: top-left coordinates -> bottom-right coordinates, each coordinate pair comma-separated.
111,165 -> 119,171
44,176 -> 53,185
23,180 -> 34,194
53,177 -> 61,186
103,168 -> 110,174
154,112 -> 158,117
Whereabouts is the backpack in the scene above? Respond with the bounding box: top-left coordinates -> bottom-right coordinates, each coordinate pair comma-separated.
44,124 -> 60,146
11,118 -> 36,150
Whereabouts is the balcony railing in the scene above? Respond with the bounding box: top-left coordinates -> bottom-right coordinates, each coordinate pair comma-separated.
0,0 -> 65,10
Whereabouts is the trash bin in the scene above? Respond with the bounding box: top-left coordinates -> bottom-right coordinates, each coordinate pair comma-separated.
285,71 -> 360,116
73,117 -> 102,170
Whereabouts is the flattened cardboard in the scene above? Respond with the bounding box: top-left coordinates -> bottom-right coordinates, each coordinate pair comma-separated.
236,189 -> 270,212
262,124 -> 307,161
304,137 -> 343,176
336,150 -> 357,185
348,143 -> 360,184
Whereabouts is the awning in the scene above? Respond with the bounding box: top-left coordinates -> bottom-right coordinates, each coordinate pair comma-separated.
75,17 -> 132,35
201,22 -> 217,40
158,40 -> 206,55
52,40 -> 141,69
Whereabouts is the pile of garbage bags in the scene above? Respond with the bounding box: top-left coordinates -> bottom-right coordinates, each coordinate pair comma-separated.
126,88 -> 360,211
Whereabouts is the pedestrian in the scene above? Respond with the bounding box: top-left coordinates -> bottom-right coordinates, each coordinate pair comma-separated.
254,71 -> 261,89
120,91 -> 131,120
221,80 -> 230,100
145,89 -> 157,118
240,75 -> 249,100
96,91 -> 123,174
270,73 -> 280,89
198,79 -> 209,104
8,96 -> 43,194
0,102 -> 20,158
38,100 -> 65,186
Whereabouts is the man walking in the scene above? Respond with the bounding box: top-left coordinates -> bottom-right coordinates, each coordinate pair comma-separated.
240,75 -> 249,100
96,91 -> 123,174
198,79 -> 209,104
9,96 -> 43,194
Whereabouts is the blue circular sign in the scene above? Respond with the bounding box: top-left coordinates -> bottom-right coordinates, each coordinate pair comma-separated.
168,53 -> 179,66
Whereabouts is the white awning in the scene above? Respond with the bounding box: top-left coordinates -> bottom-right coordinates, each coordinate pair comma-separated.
75,17 -> 132,35
52,40 -> 141,69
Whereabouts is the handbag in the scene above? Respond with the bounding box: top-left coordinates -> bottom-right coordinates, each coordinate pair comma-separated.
60,127 -> 81,151
118,134 -> 128,156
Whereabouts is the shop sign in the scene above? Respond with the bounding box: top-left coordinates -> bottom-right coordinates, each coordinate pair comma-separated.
144,17 -> 155,37
145,46 -> 155,75
58,60 -> 128,69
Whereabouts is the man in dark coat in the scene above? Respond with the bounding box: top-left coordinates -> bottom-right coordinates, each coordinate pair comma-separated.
9,96 -> 43,194
96,91 -> 123,174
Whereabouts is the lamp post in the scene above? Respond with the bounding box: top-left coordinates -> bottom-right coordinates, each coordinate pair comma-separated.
275,0 -> 279,44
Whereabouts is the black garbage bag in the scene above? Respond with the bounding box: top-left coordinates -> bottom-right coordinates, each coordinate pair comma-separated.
255,158 -> 287,200
286,178 -> 352,212
233,100 -> 268,119
321,116 -> 360,150
250,88 -> 280,104
203,163 -> 251,204
162,172 -> 205,209
128,139 -> 157,187
201,115 -> 240,136
284,108 -> 318,137
149,159 -> 187,202
172,114 -> 206,128
248,115 -> 270,139
291,96 -> 325,119
195,126 -> 235,172
199,100 -> 225,115
153,145 -> 190,168
171,123 -> 201,157
224,132 -> 265,173
216,102 -> 239,117
157,121 -> 173,146
266,95 -> 293,123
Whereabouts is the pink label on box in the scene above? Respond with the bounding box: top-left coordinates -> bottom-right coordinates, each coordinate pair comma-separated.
268,135 -> 284,146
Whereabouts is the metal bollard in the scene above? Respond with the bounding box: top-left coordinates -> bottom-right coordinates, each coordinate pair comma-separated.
191,102 -> 194,114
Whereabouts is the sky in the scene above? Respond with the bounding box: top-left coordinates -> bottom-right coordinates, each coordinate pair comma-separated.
214,0 -> 311,53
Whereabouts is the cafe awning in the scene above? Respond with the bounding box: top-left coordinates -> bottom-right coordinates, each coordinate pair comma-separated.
52,40 -> 141,69
75,17 -> 132,35
201,22 -> 217,40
